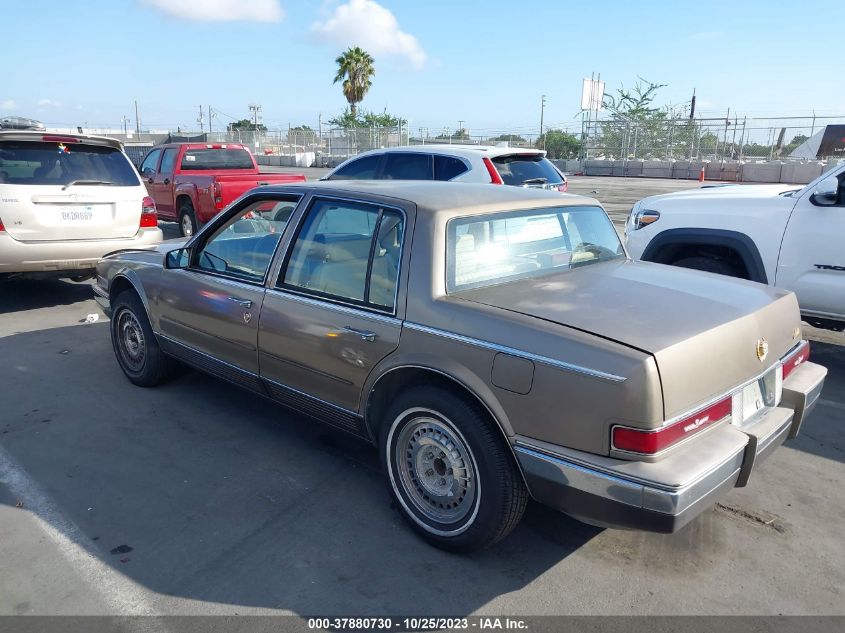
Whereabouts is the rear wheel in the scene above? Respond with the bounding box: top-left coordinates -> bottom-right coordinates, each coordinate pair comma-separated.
178,200 -> 197,237
380,386 -> 527,553
111,290 -> 178,387
672,256 -> 741,278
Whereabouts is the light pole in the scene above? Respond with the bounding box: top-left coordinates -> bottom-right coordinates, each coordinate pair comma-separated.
539,95 -> 546,149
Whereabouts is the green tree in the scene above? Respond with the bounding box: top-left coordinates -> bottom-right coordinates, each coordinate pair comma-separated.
490,133 -> 527,143
333,47 -> 375,118
228,118 -> 266,132
435,128 -> 469,140
536,129 -> 582,159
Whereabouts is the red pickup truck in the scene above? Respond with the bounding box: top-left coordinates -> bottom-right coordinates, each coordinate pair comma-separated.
138,143 -> 305,236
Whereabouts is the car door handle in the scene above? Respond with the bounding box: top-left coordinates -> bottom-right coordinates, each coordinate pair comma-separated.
228,296 -> 253,308
163,178 -> 170,185
147,178 -> 154,184
342,326 -> 377,342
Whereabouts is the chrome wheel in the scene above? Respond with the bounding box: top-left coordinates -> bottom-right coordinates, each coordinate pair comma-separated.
391,410 -> 478,530
181,213 -> 194,237
115,308 -> 146,373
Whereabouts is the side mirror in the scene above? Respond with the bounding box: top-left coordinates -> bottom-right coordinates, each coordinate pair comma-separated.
810,175 -> 839,206
165,248 -> 190,269
141,167 -> 155,178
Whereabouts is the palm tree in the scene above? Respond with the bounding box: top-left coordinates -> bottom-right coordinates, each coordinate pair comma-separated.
333,47 -> 375,118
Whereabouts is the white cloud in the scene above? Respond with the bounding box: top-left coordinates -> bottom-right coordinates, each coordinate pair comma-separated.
37,98 -> 62,108
1,99 -> 18,111
142,0 -> 284,22
312,0 -> 426,69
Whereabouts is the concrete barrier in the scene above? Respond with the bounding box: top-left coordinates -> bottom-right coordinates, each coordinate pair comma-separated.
741,162 -> 783,183
781,162 -> 824,184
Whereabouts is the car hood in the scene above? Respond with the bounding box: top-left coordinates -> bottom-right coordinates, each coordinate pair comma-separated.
456,259 -> 801,417
641,183 -> 801,206
154,237 -> 189,253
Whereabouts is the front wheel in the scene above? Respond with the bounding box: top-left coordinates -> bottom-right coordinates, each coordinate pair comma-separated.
111,290 -> 178,387
672,255 -> 741,278
380,386 -> 527,553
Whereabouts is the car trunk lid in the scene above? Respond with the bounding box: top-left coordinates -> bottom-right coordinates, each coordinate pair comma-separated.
456,259 -> 801,419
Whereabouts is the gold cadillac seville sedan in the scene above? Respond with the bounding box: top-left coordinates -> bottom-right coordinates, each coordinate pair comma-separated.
93,181 -> 827,552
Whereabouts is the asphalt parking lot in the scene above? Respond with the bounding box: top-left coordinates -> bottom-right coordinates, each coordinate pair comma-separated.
1,176 -> 844,617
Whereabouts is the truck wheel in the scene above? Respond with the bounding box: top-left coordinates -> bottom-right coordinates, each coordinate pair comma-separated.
672,256 -> 740,278
179,201 -> 197,237
380,386 -> 528,553
111,290 -> 179,387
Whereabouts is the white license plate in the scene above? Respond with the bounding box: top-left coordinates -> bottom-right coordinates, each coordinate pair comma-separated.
58,206 -> 96,222
735,367 -> 782,424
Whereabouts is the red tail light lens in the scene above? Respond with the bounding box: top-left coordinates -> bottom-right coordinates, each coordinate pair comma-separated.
213,182 -> 223,207
140,196 -> 158,228
612,396 -> 732,455
557,182 -> 568,193
482,157 -> 504,185
0,217 -> 5,232
781,341 -> 809,380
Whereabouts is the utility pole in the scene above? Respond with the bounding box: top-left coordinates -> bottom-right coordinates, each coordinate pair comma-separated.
248,103 -> 262,128
208,105 -> 213,134
197,105 -> 205,133
121,115 -> 129,136
539,95 -> 546,149
134,100 -> 141,135
458,120 -> 464,138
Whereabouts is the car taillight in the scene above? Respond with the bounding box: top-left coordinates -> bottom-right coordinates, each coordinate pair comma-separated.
140,196 -> 158,228
213,182 -> 223,207
482,157 -> 504,185
557,182 -> 568,192
612,396 -> 732,455
0,217 -> 5,232
781,341 -> 810,380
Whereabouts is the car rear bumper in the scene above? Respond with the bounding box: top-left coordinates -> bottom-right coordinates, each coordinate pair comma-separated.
515,360 -> 826,533
0,228 -> 162,276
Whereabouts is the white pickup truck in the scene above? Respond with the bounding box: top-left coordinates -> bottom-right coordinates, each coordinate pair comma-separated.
625,163 -> 845,331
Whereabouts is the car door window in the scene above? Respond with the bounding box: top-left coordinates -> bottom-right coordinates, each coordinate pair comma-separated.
139,149 -> 161,175
381,153 -> 433,180
159,148 -> 178,175
194,198 -> 297,283
434,155 -> 469,181
280,198 -> 404,311
328,154 -> 382,180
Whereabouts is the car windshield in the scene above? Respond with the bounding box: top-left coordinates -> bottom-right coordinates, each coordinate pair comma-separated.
0,141 -> 139,186
447,205 -> 624,291
491,154 -> 564,186
180,148 -> 254,170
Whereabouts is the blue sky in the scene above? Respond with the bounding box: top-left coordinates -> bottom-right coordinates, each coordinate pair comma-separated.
2,0 -> 840,135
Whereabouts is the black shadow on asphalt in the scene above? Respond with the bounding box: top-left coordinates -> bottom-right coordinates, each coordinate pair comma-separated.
0,279 -> 94,314
0,322 -> 603,614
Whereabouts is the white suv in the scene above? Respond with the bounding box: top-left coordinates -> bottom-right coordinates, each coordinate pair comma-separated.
0,129 -> 162,280
324,145 -> 568,192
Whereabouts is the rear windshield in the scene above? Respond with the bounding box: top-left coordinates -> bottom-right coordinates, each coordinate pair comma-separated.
0,141 -> 139,186
180,148 -> 254,170
492,154 -> 564,186
447,205 -> 624,291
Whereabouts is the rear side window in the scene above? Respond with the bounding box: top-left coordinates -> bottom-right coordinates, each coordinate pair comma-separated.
381,153 -> 432,180
492,154 -> 563,186
159,148 -> 178,174
0,141 -> 140,186
328,154 -> 382,180
434,155 -> 469,181
180,148 -> 254,170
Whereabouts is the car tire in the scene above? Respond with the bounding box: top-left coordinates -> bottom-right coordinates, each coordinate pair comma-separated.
672,256 -> 741,278
380,386 -> 528,553
110,290 -> 178,387
179,201 -> 198,238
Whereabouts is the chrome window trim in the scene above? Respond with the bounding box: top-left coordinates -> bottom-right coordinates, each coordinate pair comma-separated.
403,322 -> 627,383
276,194 -> 408,316
266,287 -> 402,325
